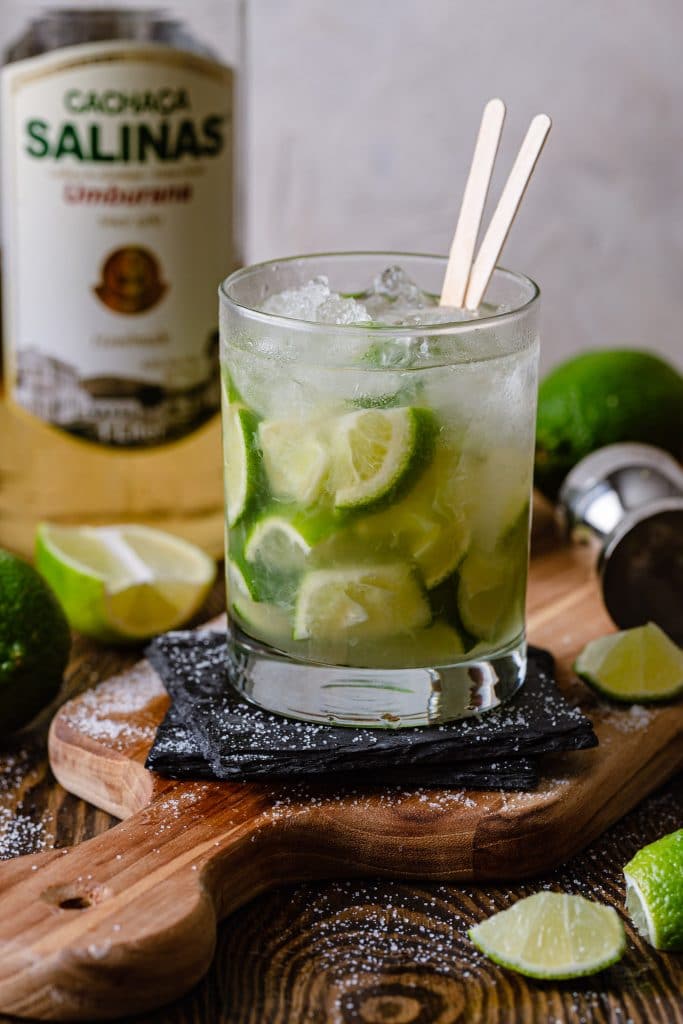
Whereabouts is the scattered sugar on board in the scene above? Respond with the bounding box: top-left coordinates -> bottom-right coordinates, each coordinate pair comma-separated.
0,747 -> 53,860
605,704 -> 655,733
60,663 -> 164,750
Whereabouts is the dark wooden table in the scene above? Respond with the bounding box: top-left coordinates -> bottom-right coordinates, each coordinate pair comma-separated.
0,578 -> 681,1024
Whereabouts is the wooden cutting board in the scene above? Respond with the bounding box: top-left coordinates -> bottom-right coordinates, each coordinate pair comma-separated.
0,534 -> 681,1020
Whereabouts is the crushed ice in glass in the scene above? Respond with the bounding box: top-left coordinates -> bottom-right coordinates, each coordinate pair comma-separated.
259,266 -> 501,328
261,276 -> 371,325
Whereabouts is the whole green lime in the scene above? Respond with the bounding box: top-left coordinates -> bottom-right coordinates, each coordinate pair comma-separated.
535,349 -> 683,498
0,548 -> 71,735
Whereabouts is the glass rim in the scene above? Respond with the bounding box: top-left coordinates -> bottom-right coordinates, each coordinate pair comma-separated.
219,251 -> 540,337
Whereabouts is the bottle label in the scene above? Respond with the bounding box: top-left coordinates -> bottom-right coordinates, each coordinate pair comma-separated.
1,41 -> 234,447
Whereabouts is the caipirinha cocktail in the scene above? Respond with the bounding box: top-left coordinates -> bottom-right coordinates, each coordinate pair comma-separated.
220,254 -> 539,725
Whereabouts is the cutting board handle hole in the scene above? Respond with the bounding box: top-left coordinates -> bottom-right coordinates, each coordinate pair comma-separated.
59,896 -> 91,910
41,883 -> 112,912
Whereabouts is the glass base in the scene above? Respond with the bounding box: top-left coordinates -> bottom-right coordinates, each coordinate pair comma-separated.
226,625 -> 527,727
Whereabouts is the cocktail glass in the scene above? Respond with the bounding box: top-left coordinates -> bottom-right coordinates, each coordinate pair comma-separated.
219,253 -> 539,726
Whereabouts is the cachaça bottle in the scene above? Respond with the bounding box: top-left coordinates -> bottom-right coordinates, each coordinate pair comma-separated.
0,4 -> 243,557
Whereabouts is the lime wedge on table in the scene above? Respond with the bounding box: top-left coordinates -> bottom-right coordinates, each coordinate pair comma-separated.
624,829 -> 683,951
224,404 -> 261,527
574,622 -> 683,702
36,524 -> 215,643
293,563 -> 430,641
469,892 -> 626,979
258,417 -> 329,505
330,406 -> 434,510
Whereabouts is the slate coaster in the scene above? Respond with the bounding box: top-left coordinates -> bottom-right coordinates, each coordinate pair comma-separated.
145,632 -> 597,790
149,701 -> 538,788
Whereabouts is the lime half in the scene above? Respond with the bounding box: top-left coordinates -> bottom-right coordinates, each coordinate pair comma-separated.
574,622 -> 683,702
469,892 -> 626,979
36,523 -> 216,643
624,829 -> 683,951
293,563 -> 430,641
224,404 -> 261,527
258,417 -> 329,505
330,406 -> 434,510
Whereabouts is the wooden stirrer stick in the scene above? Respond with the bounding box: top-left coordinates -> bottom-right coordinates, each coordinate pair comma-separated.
464,113 -> 551,311
439,98 -> 506,308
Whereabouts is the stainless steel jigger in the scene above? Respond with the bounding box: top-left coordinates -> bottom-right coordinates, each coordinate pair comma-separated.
558,443 -> 683,643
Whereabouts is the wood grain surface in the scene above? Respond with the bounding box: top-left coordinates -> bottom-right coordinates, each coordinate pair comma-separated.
0,507 -> 681,1023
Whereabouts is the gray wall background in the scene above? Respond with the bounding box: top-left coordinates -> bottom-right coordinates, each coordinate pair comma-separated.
4,0 -> 683,371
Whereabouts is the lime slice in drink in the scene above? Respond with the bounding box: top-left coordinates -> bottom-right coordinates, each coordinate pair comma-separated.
624,829 -> 683,951
258,418 -> 329,505
574,622 -> 683,702
293,563 -> 430,641
36,523 -> 216,643
469,892 -> 626,979
224,404 -> 261,527
330,407 -> 435,510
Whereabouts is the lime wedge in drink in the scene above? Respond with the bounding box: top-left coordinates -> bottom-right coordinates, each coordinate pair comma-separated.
36,523 -> 216,643
228,560 -> 292,643
469,892 -> 626,979
224,404 -> 262,527
456,501 -> 528,644
367,621 -> 464,669
221,366 -> 243,406
293,563 -> 431,641
624,829 -> 683,951
574,622 -> 683,702
329,406 -> 435,510
457,549 -> 521,643
226,557 -> 254,601
258,417 -> 329,505
244,509 -> 340,571
241,509 -> 342,605
245,516 -> 314,573
461,448 -> 531,553
353,443 -> 470,588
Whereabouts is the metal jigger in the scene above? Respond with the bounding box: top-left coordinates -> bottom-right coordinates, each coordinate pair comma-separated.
558,443 -> 683,643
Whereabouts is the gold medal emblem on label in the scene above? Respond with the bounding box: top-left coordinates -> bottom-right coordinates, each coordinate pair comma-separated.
94,245 -> 167,314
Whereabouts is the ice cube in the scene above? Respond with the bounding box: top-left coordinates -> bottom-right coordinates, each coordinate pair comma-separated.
316,293 -> 371,325
261,276 -> 331,320
362,265 -> 437,322
260,276 -> 370,325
